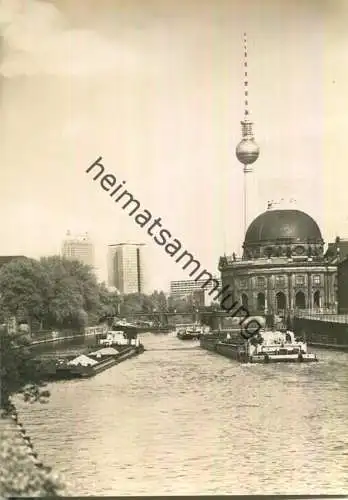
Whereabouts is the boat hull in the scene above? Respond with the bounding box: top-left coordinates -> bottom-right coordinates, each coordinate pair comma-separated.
200,338 -> 318,364
45,346 -> 143,380
177,332 -> 200,340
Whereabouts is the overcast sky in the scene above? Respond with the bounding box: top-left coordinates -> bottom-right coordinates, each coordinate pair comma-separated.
0,0 -> 347,291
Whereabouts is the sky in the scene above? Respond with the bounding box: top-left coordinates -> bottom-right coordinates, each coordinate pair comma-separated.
1,0 -> 348,292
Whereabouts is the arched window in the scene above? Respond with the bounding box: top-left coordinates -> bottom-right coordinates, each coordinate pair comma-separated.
257,292 -> 265,311
295,291 -> 306,309
241,293 -> 248,309
313,290 -> 320,308
276,291 -> 286,312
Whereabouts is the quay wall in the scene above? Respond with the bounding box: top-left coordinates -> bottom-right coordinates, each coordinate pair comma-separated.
0,403 -> 64,496
23,326 -> 107,354
293,317 -> 348,350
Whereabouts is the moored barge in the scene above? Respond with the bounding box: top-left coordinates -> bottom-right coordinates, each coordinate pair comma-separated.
200,328 -> 318,364
44,345 -> 144,380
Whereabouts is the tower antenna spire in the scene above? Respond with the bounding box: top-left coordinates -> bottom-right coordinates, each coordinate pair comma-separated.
236,32 -> 260,235
243,32 -> 250,120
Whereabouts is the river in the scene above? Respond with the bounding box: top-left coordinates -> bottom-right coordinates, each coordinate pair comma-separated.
15,332 -> 348,495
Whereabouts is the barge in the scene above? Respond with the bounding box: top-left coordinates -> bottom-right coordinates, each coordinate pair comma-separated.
176,324 -> 203,340
45,345 -> 144,380
200,328 -> 318,363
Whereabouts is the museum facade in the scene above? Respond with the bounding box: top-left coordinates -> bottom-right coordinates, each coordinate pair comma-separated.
219,208 -> 337,316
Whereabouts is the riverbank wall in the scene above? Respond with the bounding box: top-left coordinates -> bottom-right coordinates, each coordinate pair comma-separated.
293,316 -> 348,350
0,402 -> 64,497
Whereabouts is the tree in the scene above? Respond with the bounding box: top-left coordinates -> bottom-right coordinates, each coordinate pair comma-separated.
150,290 -> 167,312
97,283 -> 120,322
0,259 -> 51,329
168,295 -> 192,313
121,293 -> 146,315
40,256 -> 100,330
0,325 -> 50,408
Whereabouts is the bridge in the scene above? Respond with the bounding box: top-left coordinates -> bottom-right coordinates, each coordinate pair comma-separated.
123,310 -> 226,328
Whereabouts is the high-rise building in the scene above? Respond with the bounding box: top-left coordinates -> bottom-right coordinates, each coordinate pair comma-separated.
107,243 -> 145,294
62,231 -> 94,267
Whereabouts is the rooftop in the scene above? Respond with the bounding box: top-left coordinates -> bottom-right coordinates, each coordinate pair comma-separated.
219,255 -> 332,268
244,209 -> 323,246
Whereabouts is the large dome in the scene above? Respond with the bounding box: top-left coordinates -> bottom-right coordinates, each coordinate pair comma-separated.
243,209 -> 324,260
245,209 -> 323,244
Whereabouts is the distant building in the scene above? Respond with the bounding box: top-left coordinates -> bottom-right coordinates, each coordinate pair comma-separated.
337,257 -> 348,314
62,231 -> 94,267
170,277 -> 220,297
325,237 -> 348,263
170,277 -> 220,306
107,243 -> 145,294
0,255 -> 27,269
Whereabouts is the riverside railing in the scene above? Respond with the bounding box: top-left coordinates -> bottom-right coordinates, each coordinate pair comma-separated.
27,326 -> 107,346
295,310 -> 348,324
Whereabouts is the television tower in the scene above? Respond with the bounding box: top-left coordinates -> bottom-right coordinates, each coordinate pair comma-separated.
236,33 -> 260,234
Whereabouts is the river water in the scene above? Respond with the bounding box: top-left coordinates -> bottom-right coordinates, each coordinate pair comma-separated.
15,332 -> 348,495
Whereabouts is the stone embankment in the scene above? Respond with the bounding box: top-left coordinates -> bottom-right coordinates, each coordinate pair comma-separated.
0,402 -> 64,497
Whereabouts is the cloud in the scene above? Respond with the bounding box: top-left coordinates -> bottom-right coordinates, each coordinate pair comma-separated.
0,0 -> 142,77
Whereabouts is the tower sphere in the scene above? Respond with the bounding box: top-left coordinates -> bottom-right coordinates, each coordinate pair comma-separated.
236,138 -> 260,165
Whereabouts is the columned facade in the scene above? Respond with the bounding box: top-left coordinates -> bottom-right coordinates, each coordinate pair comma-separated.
219,208 -> 338,317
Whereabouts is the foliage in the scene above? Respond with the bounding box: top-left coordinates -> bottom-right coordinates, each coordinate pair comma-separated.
120,293 -> 152,315
117,291 -> 169,317
0,256 -> 101,332
0,426 -> 65,497
0,325 -> 50,408
40,256 -> 100,330
0,258 -> 51,327
150,290 -> 168,311
167,294 -> 196,313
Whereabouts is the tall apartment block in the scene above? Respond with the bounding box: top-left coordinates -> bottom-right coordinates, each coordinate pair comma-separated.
62,231 -> 94,267
108,243 -> 145,294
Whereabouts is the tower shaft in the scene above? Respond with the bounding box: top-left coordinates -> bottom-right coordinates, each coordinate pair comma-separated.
235,32 -> 260,234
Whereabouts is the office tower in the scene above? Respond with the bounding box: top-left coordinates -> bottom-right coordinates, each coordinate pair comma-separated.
107,243 -> 145,294
62,231 -> 94,267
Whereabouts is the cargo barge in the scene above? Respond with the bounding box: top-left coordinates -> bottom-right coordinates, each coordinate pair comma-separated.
200,328 -> 318,363
44,345 -> 144,380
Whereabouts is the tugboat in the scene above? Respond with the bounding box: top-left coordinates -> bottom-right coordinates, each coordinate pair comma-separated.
200,323 -> 318,363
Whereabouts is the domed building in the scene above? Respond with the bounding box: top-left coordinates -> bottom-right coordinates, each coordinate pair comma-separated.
219,206 -> 337,316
